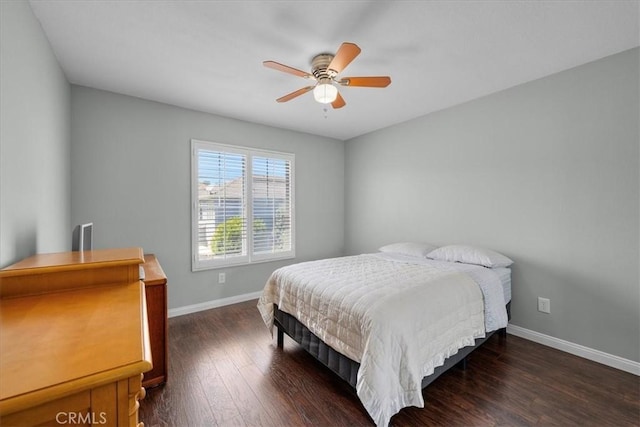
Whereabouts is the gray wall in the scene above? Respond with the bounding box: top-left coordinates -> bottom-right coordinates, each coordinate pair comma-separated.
344,48 -> 639,362
0,0 -> 71,267
70,86 -> 344,309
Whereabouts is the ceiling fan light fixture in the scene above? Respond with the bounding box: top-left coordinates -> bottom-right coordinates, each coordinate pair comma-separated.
313,80 -> 338,104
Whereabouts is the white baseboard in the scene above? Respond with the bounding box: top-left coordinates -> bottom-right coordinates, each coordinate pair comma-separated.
507,324 -> 640,376
168,290 -> 262,318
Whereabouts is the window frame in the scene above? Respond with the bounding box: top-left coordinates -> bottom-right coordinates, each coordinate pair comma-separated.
191,139 -> 295,271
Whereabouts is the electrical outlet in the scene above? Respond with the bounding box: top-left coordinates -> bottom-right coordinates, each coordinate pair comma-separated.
538,297 -> 550,314
218,272 -> 226,284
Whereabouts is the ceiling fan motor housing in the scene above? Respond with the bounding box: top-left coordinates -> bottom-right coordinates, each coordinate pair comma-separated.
311,54 -> 337,79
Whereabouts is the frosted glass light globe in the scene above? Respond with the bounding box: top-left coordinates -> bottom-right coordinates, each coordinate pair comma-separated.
313,82 -> 338,104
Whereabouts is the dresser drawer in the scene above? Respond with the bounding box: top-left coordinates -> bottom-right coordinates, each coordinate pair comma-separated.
1,390 -> 91,427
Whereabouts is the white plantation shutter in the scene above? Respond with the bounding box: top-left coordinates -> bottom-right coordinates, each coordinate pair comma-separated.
252,156 -> 293,257
192,140 -> 295,271
195,146 -> 248,267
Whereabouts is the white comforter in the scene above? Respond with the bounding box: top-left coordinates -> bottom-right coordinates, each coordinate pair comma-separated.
257,254 -> 508,426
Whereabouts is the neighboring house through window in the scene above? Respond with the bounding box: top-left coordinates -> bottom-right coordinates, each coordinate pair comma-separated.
191,139 -> 295,271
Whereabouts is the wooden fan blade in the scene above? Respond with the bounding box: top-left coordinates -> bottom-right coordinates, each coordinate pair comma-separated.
331,92 -> 346,109
339,76 -> 391,87
276,86 -> 314,103
327,42 -> 361,75
263,61 -> 313,79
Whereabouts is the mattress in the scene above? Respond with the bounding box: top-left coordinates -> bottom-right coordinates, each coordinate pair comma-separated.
494,266 -> 512,303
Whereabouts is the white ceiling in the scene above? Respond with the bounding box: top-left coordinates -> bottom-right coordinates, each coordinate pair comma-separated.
29,1 -> 639,141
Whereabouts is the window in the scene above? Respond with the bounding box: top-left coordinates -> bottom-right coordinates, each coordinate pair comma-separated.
191,139 -> 295,270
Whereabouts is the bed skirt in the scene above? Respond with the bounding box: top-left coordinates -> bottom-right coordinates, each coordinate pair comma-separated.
274,301 -> 511,389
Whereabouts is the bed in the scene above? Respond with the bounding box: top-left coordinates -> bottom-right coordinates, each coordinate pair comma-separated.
257,244 -> 512,426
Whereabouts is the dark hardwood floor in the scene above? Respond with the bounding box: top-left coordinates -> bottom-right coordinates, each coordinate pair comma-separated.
139,300 -> 639,426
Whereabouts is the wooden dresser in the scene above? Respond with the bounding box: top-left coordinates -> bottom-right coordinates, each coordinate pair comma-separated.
0,248 -> 152,427
141,254 -> 168,388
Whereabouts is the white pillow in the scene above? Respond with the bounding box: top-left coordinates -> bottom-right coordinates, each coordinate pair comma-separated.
378,242 -> 438,258
426,245 -> 513,268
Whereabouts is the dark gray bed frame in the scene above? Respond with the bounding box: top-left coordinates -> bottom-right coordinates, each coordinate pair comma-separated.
274,302 -> 511,389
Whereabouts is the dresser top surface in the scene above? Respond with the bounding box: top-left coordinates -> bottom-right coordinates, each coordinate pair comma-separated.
143,254 -> 167,286
1,247 -> 144,276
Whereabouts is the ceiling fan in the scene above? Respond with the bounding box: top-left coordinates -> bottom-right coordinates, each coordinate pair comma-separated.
263,42 -> 391,109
